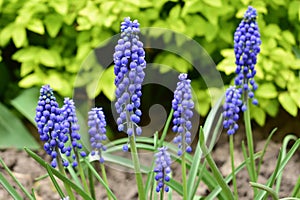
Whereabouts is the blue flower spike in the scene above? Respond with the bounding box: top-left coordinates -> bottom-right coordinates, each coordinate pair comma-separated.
154,147 -> 172,193
223,86 -> 243,135
88,107 -> 107,163
61,98 -> 87,167
172,73 -> 194,156
113,17 -> 146,151
234,6 -> 261,110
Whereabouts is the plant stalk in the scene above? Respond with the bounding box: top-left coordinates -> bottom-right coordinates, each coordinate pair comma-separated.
230,135 -> 238,199
101,163 -> 112,200
129,135 -> 146,200
181,152 -> 188,200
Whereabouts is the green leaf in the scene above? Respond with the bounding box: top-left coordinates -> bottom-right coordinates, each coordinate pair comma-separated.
12,25 -> 27,48
0,102 -> 39,149
26,19 -> 45,35
278,92 -> 298,117
11,87 -> 40,125
39,49 -> 62,67
0,23 -> 14,46
25,148 -> 93,200
44,14 -> 63,38
255,83 -> 278,99
203,0 -> 222,7
49,0 -> 68,15
19,74 -> 42,88
0,172 -> 22,200
12,47 -> 40,63
250,105 -> 266,126
282,30 -> 295,45
98,65 -> 116,101
259,99 -> 279,117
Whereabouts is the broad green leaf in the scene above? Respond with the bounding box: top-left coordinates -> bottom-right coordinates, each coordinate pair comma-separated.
98,65 -> 115,101
203,0 -> 222,7
39,49 -> 62,67
11,87 -> 40,125
288,1 -> 300,20
20,62 -> 35,77
250,105 -> 266,126
278,92 -> 298,116
49,0 -> 68,15
169,4 -> 181,19
181,0 -> 202,16
76,43 -> 91,60
282,30 -> 295,45
259,99 -> 279,117
12,25 -> 27,48
0,102 -> 39,149
290,91 -> 300,108
26,19 -> 45,35
0,23 -> 14,46
19,74 -> 42,88
255,83 -> 278,99
44,14 -> 63,38
12,47 -> 40,63
272,0 -> 285,5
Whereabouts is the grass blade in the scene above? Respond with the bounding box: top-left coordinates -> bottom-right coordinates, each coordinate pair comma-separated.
83,159 -> 117,200
24,148 -> 93,200
0,157 -> 34,200
250,182 -> 279,200
45,165 -> 65,198
0,172 -> 22,200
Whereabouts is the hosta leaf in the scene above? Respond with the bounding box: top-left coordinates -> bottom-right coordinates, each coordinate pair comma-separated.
278,92 -> 298,117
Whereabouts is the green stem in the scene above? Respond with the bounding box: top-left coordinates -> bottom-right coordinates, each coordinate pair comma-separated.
181,153 -> 188,200
160,188 -> 164,200
200,136 -> 234,200
230,135 -> 238,200
56,153 -> 76,200
244,99 -> 257,191
75,152 -> 90,195
101,163 -> 112,200
129,135 -> 146,200
88,167 -> 96,199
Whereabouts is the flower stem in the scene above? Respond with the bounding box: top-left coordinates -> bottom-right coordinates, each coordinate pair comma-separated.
244,99 -> 257,192
101,163 -> 112,200
129,135 -> 146,200
75,151 -> 90,195
230,135 -> 238,199
56,152 -> 75,200
181,153 -> 188,200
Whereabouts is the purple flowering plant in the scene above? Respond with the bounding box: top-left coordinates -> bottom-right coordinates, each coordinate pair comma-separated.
2,6 -> 300,200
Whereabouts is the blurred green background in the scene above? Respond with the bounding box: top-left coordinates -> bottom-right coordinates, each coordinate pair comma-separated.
0,0 -> 299,149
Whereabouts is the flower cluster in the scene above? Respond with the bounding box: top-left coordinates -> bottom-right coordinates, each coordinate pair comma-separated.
154,147 -> 172,193
172,73 -> 194,156
223,86 -> 243,135
234,6 -> 261,108
88,107 -> 107,163
35,85 -> 86,168
113,17 -> 146,151
61,98 -> 86,167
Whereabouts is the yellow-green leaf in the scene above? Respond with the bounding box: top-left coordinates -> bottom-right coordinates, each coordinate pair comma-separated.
12,25 -> 27,48
255,83 -> 278,98
278,92 -> 298,117
27,19 -> 45,35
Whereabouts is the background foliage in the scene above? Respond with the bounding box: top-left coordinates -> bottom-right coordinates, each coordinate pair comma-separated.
0,0 -> 299,147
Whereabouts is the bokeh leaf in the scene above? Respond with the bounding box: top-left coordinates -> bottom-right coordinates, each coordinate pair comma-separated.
0,102 -> 39,149
278,92 -> 298,117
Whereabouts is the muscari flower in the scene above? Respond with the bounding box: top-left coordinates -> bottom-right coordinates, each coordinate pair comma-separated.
35,85 -> 68,167
154,146 -> 172,193
35,85 -> 86,168
60,98 -> 87,167
88,107 -> 107,163
172,73 -> 194,156
234,6 -> 261,110
113,17 -> 146,151
223,86 -> 243,135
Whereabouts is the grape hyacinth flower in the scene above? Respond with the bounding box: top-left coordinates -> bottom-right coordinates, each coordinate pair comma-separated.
234,6 -> 261,110
60,98 -> 87,167
113,17 -> 146,151
35,85 -> 68,167
223,86 -> 243,135
154,146 -> 172,193
88,107 -> 107,163
172,73 -> 194,156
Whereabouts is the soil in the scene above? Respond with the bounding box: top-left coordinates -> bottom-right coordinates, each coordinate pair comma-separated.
0,109 -> 300,200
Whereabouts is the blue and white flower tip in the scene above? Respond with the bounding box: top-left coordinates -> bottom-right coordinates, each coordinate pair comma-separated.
113,17 -> 146,151
234,6 -> 261,110
172,73 -> 194,156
